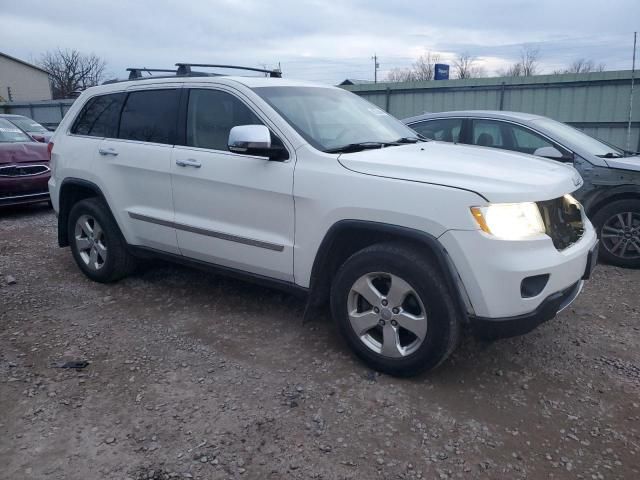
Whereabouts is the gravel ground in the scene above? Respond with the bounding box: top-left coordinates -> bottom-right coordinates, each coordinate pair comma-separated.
1,204 -> 639,480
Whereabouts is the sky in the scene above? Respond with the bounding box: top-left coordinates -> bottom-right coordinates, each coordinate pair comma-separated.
1,0 -> 639,85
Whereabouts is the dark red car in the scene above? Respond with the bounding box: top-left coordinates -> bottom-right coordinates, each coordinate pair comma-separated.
0,118 -> 51,207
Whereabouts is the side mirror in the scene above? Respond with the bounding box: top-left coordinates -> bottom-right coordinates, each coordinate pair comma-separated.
228,125 -> 287,160
534,146 -> 572,161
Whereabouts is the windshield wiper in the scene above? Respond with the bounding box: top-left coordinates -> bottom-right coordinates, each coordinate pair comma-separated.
597,152 -> 624,158
392,136 -> 426,144
325,142 -> 387,153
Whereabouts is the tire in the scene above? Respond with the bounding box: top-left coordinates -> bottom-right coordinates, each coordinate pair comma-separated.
592,199 -> 640,269
330,242 -> 461,377
67,197 -> 136,282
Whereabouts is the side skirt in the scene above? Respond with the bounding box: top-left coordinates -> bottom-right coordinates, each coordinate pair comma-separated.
129,245 -> 309,299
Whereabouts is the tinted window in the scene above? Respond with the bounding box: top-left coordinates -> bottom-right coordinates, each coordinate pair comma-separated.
472,120 -> 504,147
72,93 -> 125,138
410,119 -> 462,142
119,89 -> 179,144
186,89 -> 263,151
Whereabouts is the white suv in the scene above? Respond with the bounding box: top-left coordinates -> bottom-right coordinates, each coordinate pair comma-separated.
48,65 -> 599,376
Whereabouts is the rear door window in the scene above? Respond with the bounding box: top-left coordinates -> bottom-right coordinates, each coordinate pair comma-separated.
409,118 -> 462,142
71,93 -> 126,138
118,89 -> 180,144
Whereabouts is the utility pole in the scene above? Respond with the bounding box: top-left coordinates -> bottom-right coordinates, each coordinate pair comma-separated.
627,31 -> 637,152
372,54 -> 379,83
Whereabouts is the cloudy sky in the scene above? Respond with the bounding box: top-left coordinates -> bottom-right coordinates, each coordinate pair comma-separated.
1,0 -> 639,84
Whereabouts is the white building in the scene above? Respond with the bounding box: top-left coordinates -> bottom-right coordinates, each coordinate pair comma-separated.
0,51 -> 52,102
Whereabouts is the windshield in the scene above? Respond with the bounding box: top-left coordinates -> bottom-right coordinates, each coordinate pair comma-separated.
253,86 -> 418,152
9,116 -> 49,133
532,117 -> 625,157
0,118 -> 32,142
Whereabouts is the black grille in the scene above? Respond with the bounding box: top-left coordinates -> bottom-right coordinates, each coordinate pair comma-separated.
537,196 -> 584,250
0,165 -> 50,177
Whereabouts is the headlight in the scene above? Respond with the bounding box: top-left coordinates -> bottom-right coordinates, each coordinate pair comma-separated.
471,202 -> 546,240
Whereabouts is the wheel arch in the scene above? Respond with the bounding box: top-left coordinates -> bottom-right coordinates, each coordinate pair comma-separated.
307,220 -> 472,323
583,184 -> 640,219
57,178 -> 111,247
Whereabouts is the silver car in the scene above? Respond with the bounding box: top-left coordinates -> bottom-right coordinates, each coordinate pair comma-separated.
404,110 -> 640,268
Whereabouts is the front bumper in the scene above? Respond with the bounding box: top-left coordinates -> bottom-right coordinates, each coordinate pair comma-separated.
469,279 -> 583,339
0,191 -> 50,207
440,219 -> 598,331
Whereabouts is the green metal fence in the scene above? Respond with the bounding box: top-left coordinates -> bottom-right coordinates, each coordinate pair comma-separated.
342,70 -> 640,152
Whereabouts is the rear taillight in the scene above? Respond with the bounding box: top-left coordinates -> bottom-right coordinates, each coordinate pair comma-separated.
47,141 -> 54,161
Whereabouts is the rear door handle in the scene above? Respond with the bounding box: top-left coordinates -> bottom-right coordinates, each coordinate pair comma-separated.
98,147 -> 118,156
176,158 -> 202,168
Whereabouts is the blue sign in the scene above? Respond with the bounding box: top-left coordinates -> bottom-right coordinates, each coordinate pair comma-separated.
434,64 -> 450,80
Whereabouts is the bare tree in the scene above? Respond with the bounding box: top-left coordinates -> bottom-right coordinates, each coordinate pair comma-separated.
520,46 -> 540,76
385,68 -> 415,82
412,52 -> 441,81
453,53 -> 486,79
38,49 -> 107,99
498,46 -> 540,77
385,51 -> 442,82
553,58 -> 606,74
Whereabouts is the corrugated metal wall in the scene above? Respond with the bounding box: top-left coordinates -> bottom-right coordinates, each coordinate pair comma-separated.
343,70 -> 640,151
0,99 -> 75,129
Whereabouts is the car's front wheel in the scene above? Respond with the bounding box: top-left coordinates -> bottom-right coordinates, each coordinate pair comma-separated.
330,242 -> 461,377
593,199 -> 640,268
67,198 -> 136,282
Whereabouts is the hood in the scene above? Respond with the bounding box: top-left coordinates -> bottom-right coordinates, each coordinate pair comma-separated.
0,142 -> 49,165
338,142 -> 582,203
604,155 -> 640,172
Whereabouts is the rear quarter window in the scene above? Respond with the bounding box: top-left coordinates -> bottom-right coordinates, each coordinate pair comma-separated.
71,93 -> 126,138
118,89 -> 180,144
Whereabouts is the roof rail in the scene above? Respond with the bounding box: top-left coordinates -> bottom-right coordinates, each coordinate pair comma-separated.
175,63 -> 282,78
126,67 -> 177,80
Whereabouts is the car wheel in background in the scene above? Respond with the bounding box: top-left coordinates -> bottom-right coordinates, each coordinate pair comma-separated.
593,199 -> 640,268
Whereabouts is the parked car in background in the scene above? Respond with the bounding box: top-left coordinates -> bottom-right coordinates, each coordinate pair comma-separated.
0,117 -> 51,207
48,66 -> 598,376
404,111 -> 640,268
0,114 -> 54,143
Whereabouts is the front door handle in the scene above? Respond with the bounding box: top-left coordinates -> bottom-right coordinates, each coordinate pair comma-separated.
98,147 -> 118,156
176,158 -> 202,168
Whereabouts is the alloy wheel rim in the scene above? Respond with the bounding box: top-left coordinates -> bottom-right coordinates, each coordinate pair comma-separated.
601,211 -> 640,260
74,214 -> 107,271
347,272 -> 428,358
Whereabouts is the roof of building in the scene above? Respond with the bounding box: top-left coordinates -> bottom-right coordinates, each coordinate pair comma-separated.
0,51 -> 50,75
339,78 -> 374,86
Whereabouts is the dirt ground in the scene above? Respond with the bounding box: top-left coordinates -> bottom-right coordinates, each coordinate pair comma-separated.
1,204 -> 639,480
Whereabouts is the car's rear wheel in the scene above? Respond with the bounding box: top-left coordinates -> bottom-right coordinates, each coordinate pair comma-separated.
330,242 -> 461,377
67,198 -> 136,282
593,199 -> 640,268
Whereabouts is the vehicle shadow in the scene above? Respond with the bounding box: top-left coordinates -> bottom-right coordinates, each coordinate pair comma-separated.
0,202 -> 51,219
